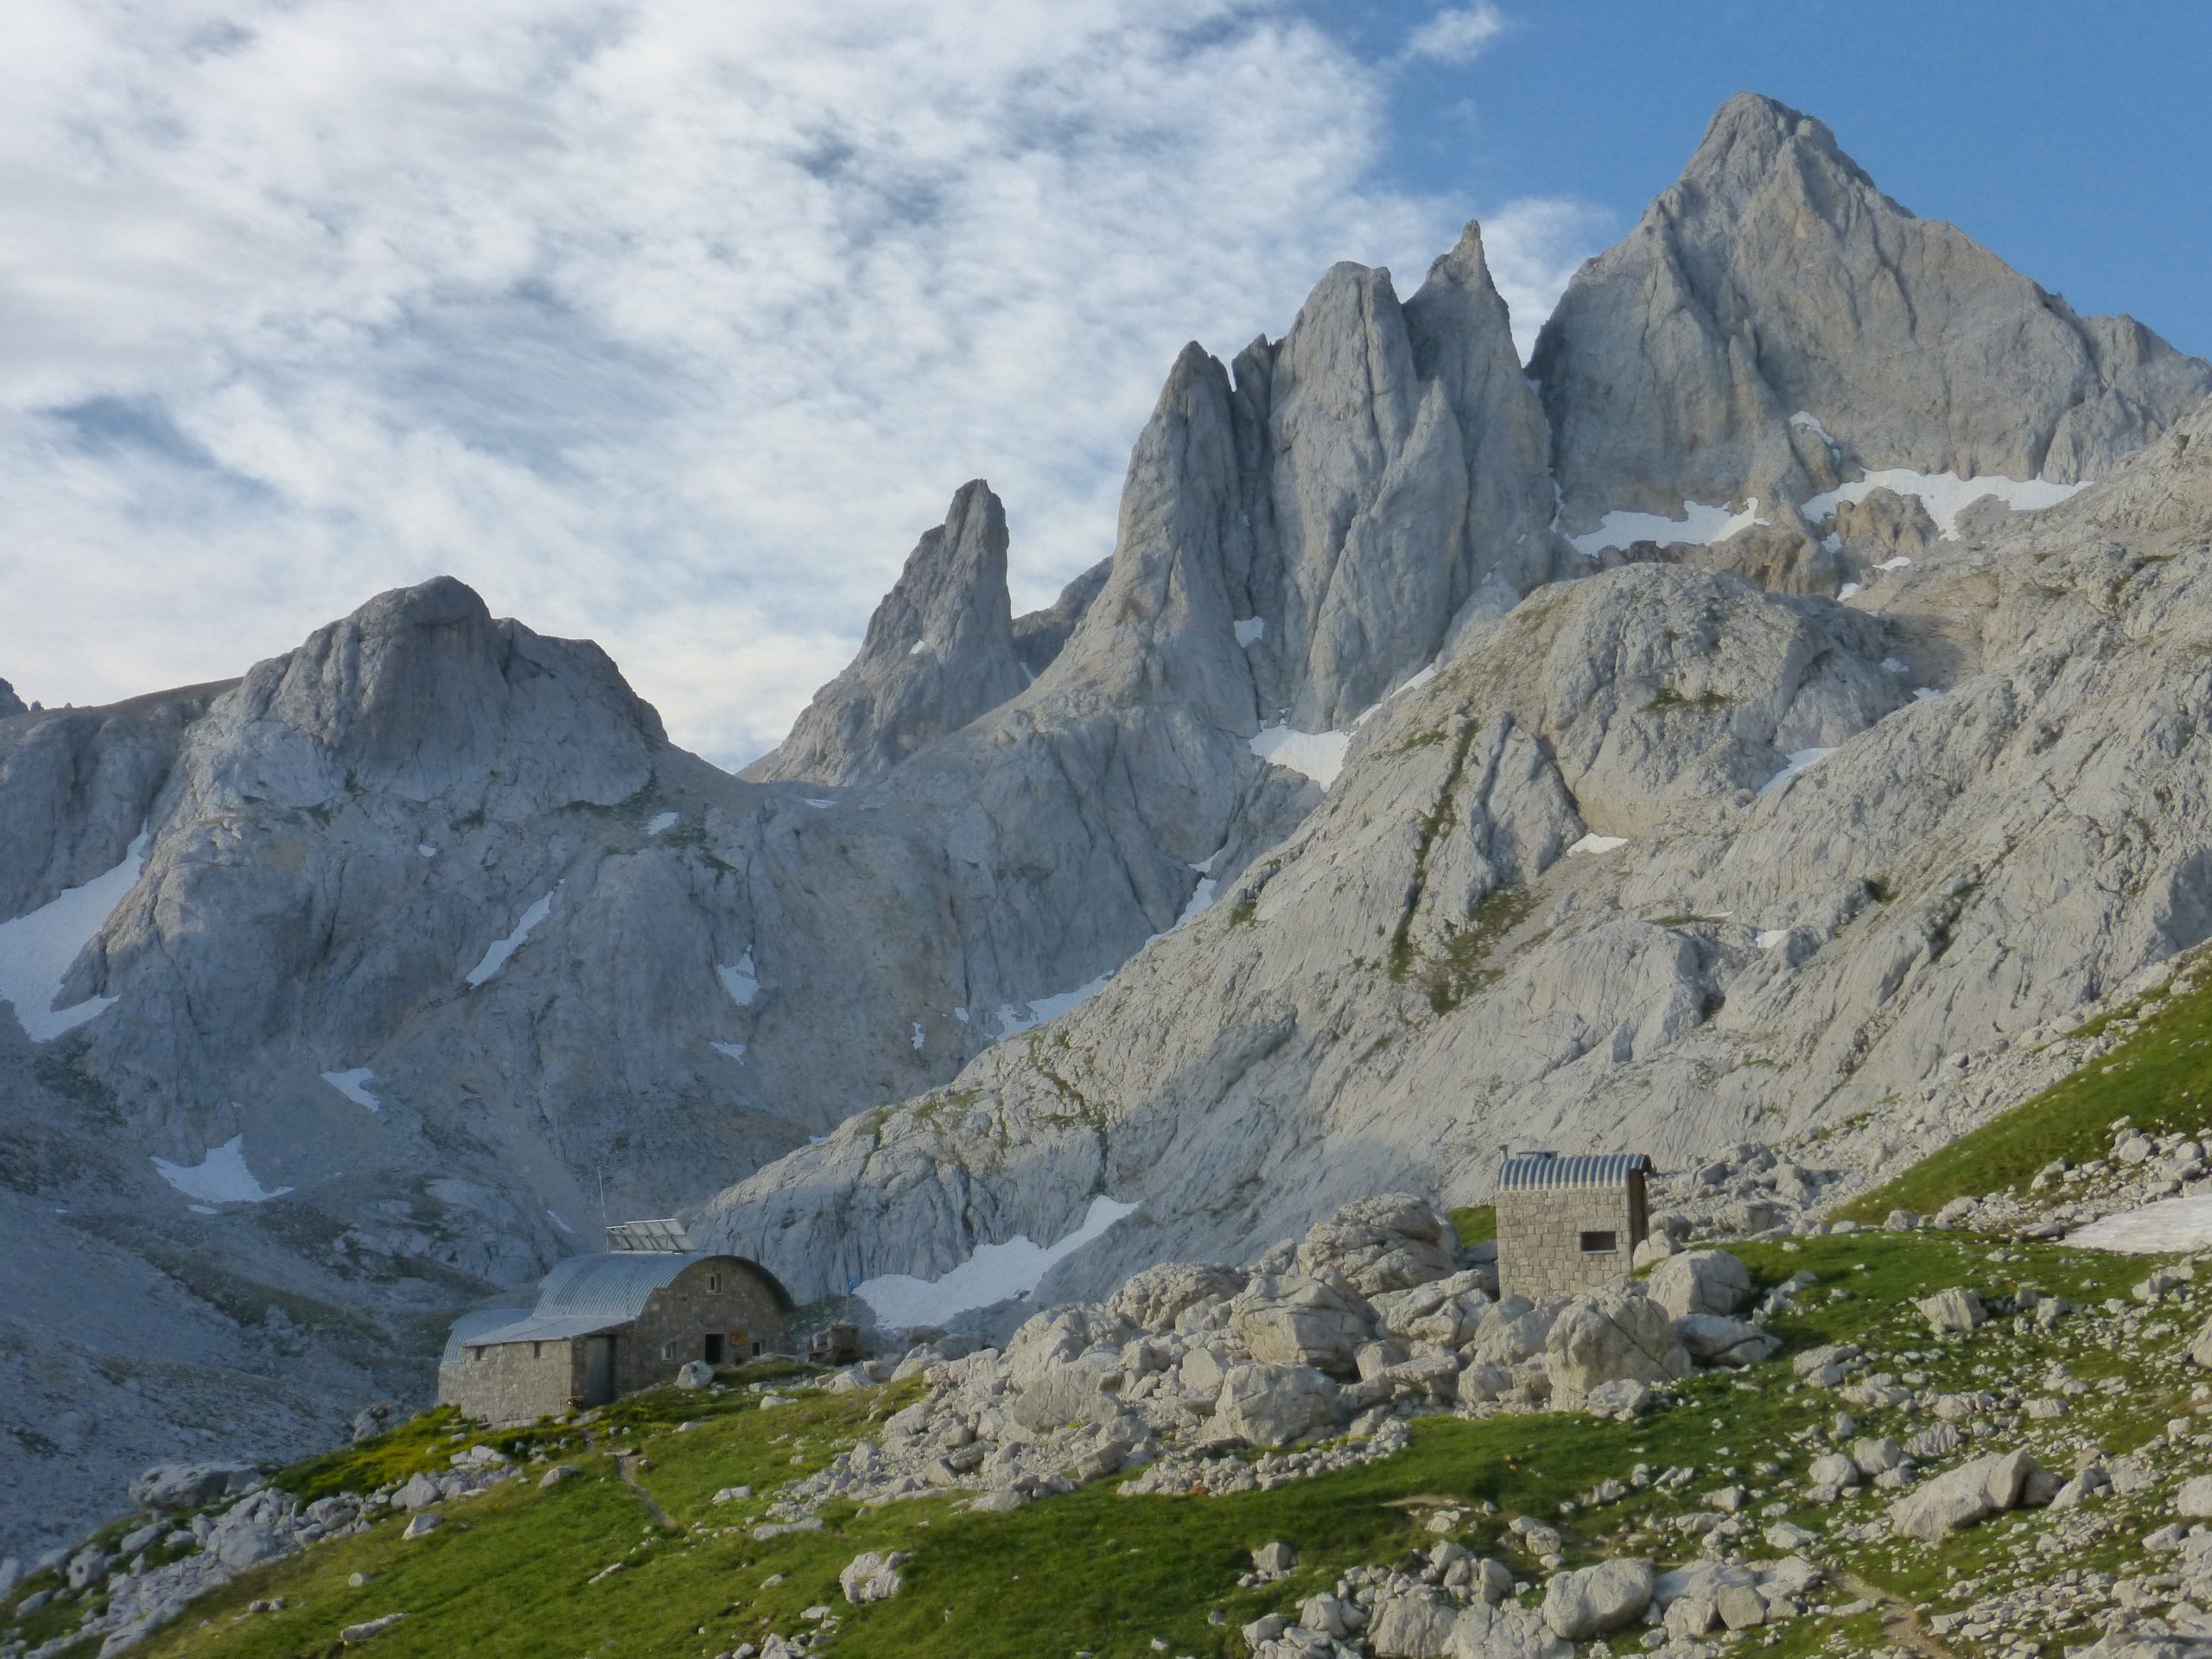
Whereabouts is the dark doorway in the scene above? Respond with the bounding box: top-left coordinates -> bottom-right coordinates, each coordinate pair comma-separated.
583,1336 -> 616,1405
703,1333 -> 725,1365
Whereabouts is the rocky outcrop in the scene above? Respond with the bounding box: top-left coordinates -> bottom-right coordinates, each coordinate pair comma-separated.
700,398 -> 2212,1309
0,677 -> 24,717
743,482 -> 1028,786
1535,92 -> 2210,558
1011,558 -> 1112,680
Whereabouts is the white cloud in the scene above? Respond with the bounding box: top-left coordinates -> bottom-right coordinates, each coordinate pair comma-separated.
0,0 -> 1606,766
1403,3 -> 1508,64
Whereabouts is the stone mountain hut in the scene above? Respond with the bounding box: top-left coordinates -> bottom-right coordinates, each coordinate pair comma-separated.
438,1220 -> 791,1424
1494,1151 -> 1652,1301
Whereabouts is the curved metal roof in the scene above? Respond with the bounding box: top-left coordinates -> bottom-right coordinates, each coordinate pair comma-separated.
441,1307 -> 526,1365
443,1250 -> 795,1355
1497,1151 -> 1654,1192
535,1250 -> 709,1319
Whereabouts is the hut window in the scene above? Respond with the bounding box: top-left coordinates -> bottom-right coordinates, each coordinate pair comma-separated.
1580,1230 -> 1618,1254
709,1274 -> 720,1291
751,1338 -> 763,1357
532,1342 -> 543,1358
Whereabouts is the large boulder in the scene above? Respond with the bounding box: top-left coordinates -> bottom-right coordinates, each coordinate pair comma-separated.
1673,1313 -> 1781,1368
1646,1250 -> 1751,1319
1294,1194 -> 1459,1297
839,1550 -> 909,1604
2189,1313 -> 2212,1371
1209,1363 -> 1340,1446
1889,1448 -> 2037,1540
1109,1262 -> 1247,1333
1544,1559 -> 1654,1639
1230,1274 -> 1375,1375
1544,1286 -> 1691,1403
1916,1288 -> 1986,1334
1007,1356 -> 1122,1430
1467,1297 -> 1558,1367
1370,1270 -> 1496,1345
128,1462 -> 263,1512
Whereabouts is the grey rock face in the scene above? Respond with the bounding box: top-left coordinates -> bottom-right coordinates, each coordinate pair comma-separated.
1535,92 -> 2209,542
743,482 -> 1029,785
0,677 -> 24,717
1011,558 -> 1112,680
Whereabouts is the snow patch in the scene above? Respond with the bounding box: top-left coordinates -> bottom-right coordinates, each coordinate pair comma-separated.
1875,556 -> 1914,573
1801,469 -> 2087,541
1232,617 -> 1264,646
1757,747 -> 1837,799
0,830 -> 145,1041
1913,687 -> 1942,702
465,891 -> 553,988
417,843 -> 438,859
1568,497 -> 1762,557
855,1196 -> 1140,1328
717,951 -> 760,1007
804,798 -> 836,809
907,638 -> 930,657
548,1210 -> 575,1234
152,1135 -> 292,1206
321,1069 -> 380,1113
1755,929 -> 1792,951
1567,834 -> 1626,857
1880,657 -> 1909,675
994,971 -> 1114,1039
1789,410 -> 1838,448
1173,876 -> 1218,929
911,1020 -> 925,1052
645,811 -> 679,836
1249,725 -> 1351,788
952,1006 -> 969,1025
1837,582 -> 1862,601
709,1040 -> 747,1064
2069,1197 -> 2212,1255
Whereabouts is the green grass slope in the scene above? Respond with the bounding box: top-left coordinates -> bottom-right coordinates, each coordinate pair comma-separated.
3,1230 -> 2170,1659
1838,962 -> 2212,1224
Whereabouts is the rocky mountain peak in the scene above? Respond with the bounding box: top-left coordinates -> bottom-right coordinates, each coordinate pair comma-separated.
1673,91 -> 1885,207
1534,92 -> 2212,577
741,480 -> 1028,787
0,677 -> 24,718
187,575 -> 663,817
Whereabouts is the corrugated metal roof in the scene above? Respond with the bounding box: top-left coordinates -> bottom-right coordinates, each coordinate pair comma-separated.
1497,1151 -> 1654,1191
534,1250 -> 709,1319
441,1307 -> 526,1366
442,1249 -> 795,1356
454,1312 -> 632,1351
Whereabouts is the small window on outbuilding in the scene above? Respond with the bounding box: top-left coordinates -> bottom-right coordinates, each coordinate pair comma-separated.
709,1273 -> 721,1291
531,1341 -> 543,1358
1580,1230 -> 1618,1254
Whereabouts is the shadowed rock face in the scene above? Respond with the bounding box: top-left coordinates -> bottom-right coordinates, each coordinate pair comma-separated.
0,677 -> 23,717
1534,92 -> 2211,539
743,482 -> 1028,787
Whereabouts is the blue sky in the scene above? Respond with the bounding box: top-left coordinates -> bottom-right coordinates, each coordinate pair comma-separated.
1341,0 -> 2212,356
1,1 -> 2203,764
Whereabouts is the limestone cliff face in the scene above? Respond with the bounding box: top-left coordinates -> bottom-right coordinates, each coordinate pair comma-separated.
699,400 -> 2212,1310
5,92 -> 2211,1559
742,482 -> 1028,787
1533,92 -> 2210,555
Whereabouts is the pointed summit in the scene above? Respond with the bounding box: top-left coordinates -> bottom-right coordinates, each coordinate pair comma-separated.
743,481 -> 1027,786
1533,92 -> 2212,567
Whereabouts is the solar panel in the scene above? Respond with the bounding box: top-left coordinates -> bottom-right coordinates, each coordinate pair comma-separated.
604,1217 -> 692,1253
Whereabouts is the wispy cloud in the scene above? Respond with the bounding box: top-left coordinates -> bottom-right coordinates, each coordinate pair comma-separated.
1402,3 -> 1509,64
0,0 -> 1608,765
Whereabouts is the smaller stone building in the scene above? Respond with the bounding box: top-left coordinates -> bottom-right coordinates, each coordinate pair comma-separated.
1495,1151 -> 1652,1301
438,1237 -> 791,1425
